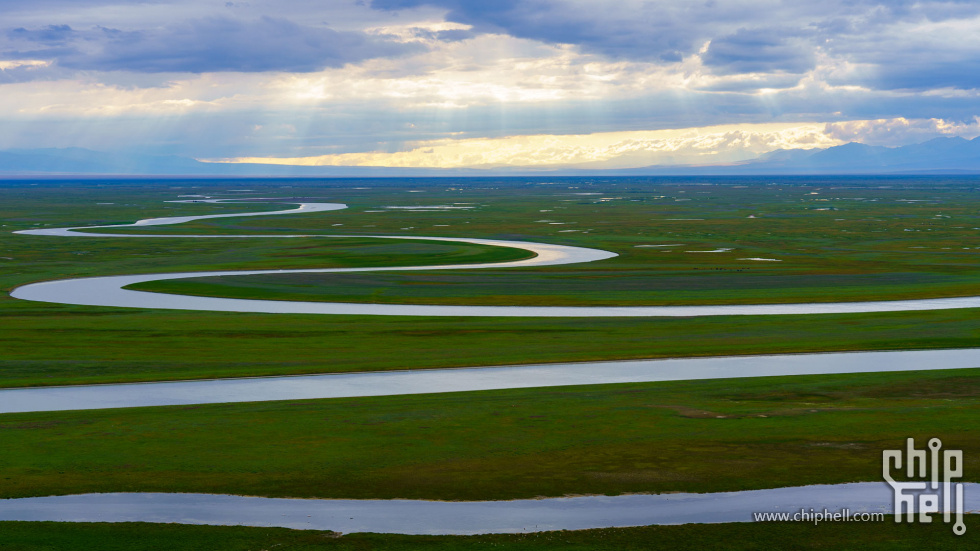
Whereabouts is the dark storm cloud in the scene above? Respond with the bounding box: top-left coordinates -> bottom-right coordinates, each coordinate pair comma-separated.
7,24 -> 75,44
879,62 -> 980,91
702,28 -> 815,74
836,57 -> 980,92
4,17 -> 422,74
695,73 -> 804,93
371,0 -> 980,90
370,0 -> 806,62
1,46 -> 78,60
821,21 -> 980,91
374,0 -> 698,62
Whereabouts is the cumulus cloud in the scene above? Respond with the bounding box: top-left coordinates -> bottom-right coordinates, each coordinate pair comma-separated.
0,59 -> 64,84
824,117 -> 980,146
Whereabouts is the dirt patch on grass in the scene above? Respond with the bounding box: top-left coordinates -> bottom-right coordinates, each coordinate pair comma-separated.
720,391 -> 841,403
0,418 -> 97,430
585,470 -> 696,483
857,376 -> 980,399
646,404 -> 849,419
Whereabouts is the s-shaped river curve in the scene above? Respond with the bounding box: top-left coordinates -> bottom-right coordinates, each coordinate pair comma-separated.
7,199 -> 980,536
12,198 -> 980,316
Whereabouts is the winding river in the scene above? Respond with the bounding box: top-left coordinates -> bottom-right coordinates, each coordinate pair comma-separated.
5,198 -> 979,534
13,198 -> 980,316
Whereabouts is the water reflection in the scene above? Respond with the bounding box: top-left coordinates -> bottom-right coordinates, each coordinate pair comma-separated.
7,482 -> 973,535
2,349 -> 978,414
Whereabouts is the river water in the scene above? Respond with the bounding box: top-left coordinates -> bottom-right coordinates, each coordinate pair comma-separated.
1,348 -> 978,414
3,482 -> 975,534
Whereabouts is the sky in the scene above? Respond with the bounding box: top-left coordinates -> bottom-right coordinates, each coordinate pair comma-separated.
2,0 -> 979,170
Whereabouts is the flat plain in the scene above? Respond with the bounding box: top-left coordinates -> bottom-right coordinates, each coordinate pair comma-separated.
2,176 -> 979,549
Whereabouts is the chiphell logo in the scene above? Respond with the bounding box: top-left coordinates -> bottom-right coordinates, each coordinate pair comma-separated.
883,437 -> 966,535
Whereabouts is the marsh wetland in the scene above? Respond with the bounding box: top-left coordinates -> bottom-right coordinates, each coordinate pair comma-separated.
2,176 -> 979,549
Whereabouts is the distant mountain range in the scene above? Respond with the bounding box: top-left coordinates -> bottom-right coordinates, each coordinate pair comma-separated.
2,136 -> 980,177
726,136 -> 980,175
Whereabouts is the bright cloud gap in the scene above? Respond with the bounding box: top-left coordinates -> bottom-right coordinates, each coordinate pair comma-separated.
205,119 -> 980,170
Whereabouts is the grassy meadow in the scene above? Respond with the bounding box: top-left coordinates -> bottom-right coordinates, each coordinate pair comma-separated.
2,369 -> 978,500
4,177 -> 980,387
2,177 -> 979,547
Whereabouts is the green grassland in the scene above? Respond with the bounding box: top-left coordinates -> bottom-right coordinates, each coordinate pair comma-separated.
123,176 -> 980,305
3,369 -> 977,500
4,177 -> 980,387
7,306 -> 980,388
3,518 -> 977,551
3,178 -> 980,548
133,266 -> 980,306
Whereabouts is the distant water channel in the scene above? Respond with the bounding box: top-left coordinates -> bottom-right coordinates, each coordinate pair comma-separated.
4,482 -> 977,534
2,349 -> 979,414
12,198 -> 980,316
